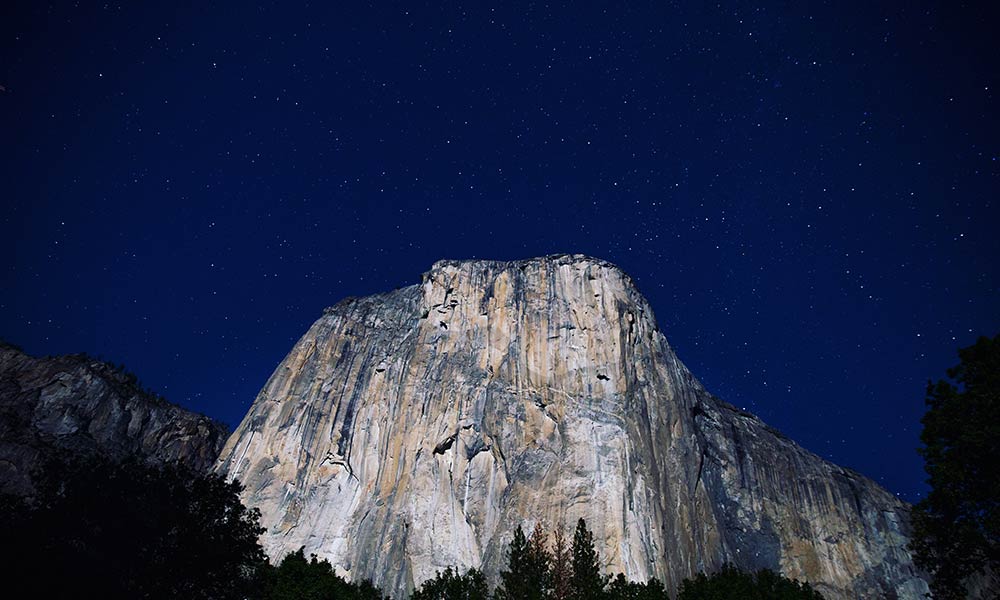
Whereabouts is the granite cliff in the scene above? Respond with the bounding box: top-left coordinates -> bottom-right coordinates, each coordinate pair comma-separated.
216,255 -> 929,599
0,342 -> 227,494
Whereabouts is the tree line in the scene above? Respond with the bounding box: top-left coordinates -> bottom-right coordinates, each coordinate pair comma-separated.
5,332 -> 995,598
0,456 -> 822,599
412,519 -> 822,600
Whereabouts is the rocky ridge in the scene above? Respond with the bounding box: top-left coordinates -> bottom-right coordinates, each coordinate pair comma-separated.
0,342 -> 228,494
216,254 -> 928,599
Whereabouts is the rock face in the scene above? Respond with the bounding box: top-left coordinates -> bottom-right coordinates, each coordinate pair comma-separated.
216,255 -> 928,599
0,342 -> 228,494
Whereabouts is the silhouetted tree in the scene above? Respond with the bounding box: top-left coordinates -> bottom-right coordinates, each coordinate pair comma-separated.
605,574 -> 668,600
262,547 -> 385,600
606,574 -> 634,600
638,578 -> 668,600
0,456 -> 268,599
569,518 -> 608,600
264,548 -> 342,599
527,522 -> 553,599
677,565 -> 824,600
550,526 -> 573,600
495,525 -> 530,600
911,333 -> 1000,599
496,523 -> 550,600
412,567 -> 489,600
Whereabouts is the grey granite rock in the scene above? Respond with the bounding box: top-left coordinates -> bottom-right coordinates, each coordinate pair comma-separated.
216,255 -> 929,599
0,342 -> 227,494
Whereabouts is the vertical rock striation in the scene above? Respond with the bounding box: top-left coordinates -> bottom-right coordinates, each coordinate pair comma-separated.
217,255 -> 928,599
0,342 -> 227,494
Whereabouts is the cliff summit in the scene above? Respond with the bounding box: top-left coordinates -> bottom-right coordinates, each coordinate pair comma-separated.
214,255 -> 928,599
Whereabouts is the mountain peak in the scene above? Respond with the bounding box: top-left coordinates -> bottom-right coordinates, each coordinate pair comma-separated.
429,253 -> 623,272
425,253 -> 636,288
218,257 -> 928,600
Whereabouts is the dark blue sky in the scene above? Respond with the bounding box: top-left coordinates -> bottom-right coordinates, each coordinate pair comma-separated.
2,2 -> 996,502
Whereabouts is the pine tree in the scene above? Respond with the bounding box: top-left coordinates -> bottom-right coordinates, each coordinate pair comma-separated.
526,522 -> 553,599
496,522 -> 553,600
495,525 -> 531,600
549,526 -> 572,600
569,518 -> 607,600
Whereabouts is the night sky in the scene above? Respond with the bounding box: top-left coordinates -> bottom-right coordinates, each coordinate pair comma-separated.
2,2 -> 997,503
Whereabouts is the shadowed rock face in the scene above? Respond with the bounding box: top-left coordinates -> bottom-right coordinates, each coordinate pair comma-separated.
0,343 -> 227,494
216,255 -> 929,599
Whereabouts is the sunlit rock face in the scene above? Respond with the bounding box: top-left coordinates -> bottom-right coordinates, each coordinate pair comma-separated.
0,343 -> 228,494
217,255 -> 928,599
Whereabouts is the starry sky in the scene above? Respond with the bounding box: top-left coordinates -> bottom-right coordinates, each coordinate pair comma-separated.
2,2 -> 997,502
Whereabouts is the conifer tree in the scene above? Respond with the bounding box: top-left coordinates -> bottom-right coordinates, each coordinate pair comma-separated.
550,526 -> 572,600
495,525 -> 531,600
569,518 -> 607,600
496,522 -> 552,600
526,522 -> 553,599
